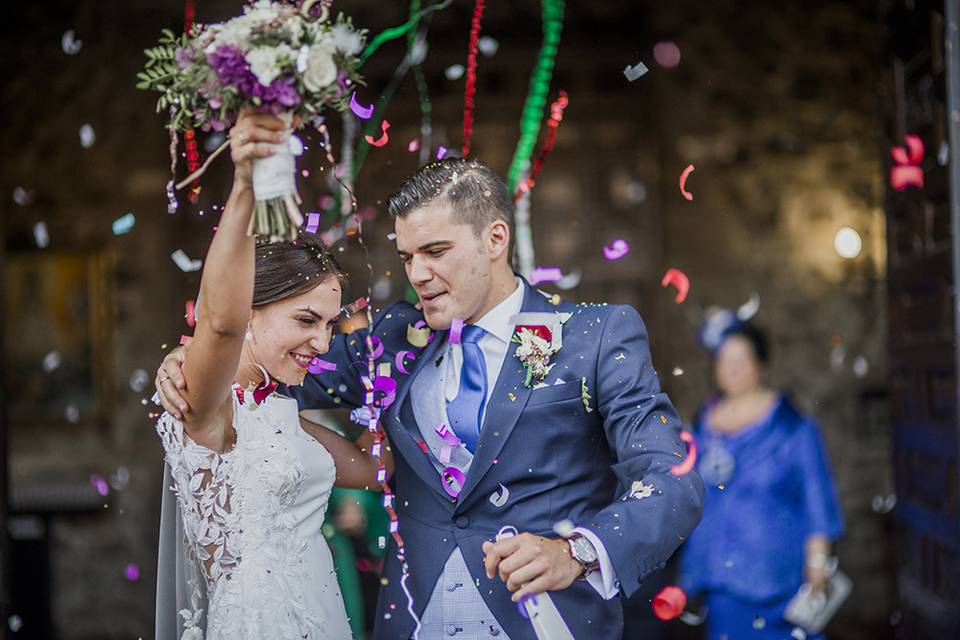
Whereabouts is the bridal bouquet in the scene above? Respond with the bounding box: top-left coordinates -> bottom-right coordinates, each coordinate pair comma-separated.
137,0 -> 365,241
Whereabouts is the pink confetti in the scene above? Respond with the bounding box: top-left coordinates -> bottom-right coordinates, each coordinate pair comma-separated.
407,139 -> 420,152
365,120 -> 390,148
395,350 -> 416,375
442,466 -> 467,498
185,300 -> 196,328
366,335 -> 385,360
603,239 -> 630,261
308,358 -> 338,374
349,91 -> 375,120
679,164 -> 695,201
90,474 -> 109,497
306,212 -> 321,234
652,585 -> 686,620
179,334 -> 193,346
653,42 -> 682,68
661,268 -> 690,304
437,145 -> 448,159
528,267 -> 563,285
890,134 -> 925,191
435,423 -> 461,447
124,563 -> 140,581
670,431 -> 697,476
449,318 -> 464,344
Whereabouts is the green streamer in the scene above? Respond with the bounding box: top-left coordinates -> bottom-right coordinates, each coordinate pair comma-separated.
358,0 -> 453,65
505,0 -> 565,193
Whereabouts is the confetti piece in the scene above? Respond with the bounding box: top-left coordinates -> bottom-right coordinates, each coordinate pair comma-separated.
407,139 -> 420,152
437,145 -> 448,159
65,404 -> 80,423
8,614 -> 23,632
528,267 -> 563,285
366,335 -> 385,360
395,350 -> 416,375
652,585 -> 687,620
79,124 -> 96,148
445,64 -> 465,80
623,61 -> 649,81
736,292 -> 760,320
628,480 -> 655,500
179,334 -> 193,346
33,222 -> 49,248
129,369 -> 149,392
679,164 -> 695,201
111,213 -> 136,235
90,474 -> 109,496
670,431 -> 697,476
349,91 -> 375,119
890,134 -> 925,190
305,212 -> 321,234
478,35 -> 499,56
124,563 -> 140,581
13,187 -> 33,206
364,120 -> 390,148
407,324 -> 431,348
652,41 -> 681,68
442,466 -> 466,498
185,300 -> 196,328
449,318 -> 465,344
61,30 -> 82,55
171,249 -> 202,272
602,238 -> 629,261
489,483 -> 509,507
672,367 -> 684,376
556,269 -> 582,290
552,519 -> 575,537
661,268 -> 690,304
42,351 -> 62,373
306,357 -> 337,374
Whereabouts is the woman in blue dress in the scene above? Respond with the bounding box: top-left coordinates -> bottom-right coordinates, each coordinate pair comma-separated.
679,317 -> 844,640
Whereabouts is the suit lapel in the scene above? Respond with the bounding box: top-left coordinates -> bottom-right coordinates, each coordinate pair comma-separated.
455,282 -> 557,508
384,326 -> 452,502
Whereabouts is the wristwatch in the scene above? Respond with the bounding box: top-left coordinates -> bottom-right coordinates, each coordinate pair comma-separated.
567,534 -> 600,579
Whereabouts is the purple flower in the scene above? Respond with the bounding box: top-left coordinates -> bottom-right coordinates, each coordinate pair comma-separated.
208,45 -> 257,96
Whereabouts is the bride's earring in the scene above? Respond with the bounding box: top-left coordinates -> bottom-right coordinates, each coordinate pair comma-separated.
245,327 -> 253,341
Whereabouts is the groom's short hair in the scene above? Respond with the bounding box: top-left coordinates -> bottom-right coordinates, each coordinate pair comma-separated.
387,157 -> 515,265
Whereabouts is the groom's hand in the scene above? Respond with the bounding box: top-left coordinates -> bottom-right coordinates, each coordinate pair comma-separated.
155,346 -> 190,419
482,534 -> 583,602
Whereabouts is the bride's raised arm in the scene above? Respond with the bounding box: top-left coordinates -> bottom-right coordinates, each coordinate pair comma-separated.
178,109 -> 286,451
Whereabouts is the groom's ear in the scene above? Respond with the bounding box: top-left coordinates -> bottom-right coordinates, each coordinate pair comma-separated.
486,219 -> 511,261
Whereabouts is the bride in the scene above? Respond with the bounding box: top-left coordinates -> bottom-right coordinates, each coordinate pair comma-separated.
154,108 -> 389,639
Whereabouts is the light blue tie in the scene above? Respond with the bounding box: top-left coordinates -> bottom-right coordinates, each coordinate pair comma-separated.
446,325 -> 487,454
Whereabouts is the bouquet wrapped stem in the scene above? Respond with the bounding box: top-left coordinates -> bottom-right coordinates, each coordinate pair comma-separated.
248,113 -> 303,241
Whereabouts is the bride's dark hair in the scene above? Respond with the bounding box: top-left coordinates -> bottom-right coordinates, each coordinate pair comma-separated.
252,233 -> 343,307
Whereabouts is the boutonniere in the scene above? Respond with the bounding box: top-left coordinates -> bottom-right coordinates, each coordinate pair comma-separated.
509,312 -> 568,387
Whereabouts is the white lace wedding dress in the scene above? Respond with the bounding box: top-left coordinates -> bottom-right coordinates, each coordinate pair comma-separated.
155,385 -> 353,639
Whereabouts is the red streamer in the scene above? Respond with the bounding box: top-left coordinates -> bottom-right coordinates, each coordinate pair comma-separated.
514,90 -> 569,200
461,0 -> 486,157
184,0 -> 201,203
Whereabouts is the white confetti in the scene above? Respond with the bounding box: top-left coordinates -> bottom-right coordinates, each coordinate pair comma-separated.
552,519 -> 575,538
736,292 -> 760,321
112,213 -> 136,235
489,483 -> 509,507
672,367 -> 684,376
13,187 -> 33,206
628,480 -> 655,500
445,64 -> 465,81
478,36 -> 499,57
65,404 -> 80,423
623,61 -> 649,81
853,355 -> 869,378
171,249 -> 203,272
555,269 -> 582,290
33,222 -> 49,248
8,615 -> 23,632
61,30 -> 82,55
42,351 -> 62,373
129,369 -> 150,393
79,124 -> 96,148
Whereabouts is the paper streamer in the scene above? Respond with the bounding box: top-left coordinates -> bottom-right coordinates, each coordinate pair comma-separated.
395,350 -> 416,374
308,357 -> 338,373
442,466 -> 467,498
602,239 -> 629,261
528,267 -> 563,285
461,0 -> 486,157
365,119 -> 391,147
515,90 -> 569,199
349,91 -> 375,119
670,431 -> 697,476
679,164 -> 695,201
660,268 -> 690,304
505,0 -> 565,193
652,585 -> 687,620
449,318 -> 465,344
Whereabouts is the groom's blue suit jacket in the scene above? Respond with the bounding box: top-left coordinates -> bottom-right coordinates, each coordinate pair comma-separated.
290,281 -> 704,639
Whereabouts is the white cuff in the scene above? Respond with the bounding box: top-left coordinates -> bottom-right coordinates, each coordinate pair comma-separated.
572,527 -> 621,600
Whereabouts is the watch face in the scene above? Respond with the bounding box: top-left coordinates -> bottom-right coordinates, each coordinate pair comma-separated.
572,537 -> 598,564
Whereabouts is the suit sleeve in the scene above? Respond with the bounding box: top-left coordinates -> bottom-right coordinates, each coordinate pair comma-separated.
287,301 -> 406,412
586,305 -> 705,598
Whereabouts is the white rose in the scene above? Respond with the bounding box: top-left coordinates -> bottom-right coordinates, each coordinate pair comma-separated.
246,44 -> 293,86
303,43 -> 338,92
181,627 -> 203,640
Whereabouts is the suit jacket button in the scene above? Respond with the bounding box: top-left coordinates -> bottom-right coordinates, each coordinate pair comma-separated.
455,515 -> 470,529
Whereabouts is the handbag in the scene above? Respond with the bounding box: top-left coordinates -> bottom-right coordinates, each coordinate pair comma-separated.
784,558 -> 852,634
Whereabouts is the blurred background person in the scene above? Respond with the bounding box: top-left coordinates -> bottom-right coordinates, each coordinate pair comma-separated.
679,313 -> 845,640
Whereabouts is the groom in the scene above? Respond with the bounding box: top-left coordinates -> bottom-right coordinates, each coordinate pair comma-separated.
157,157 -> 704,639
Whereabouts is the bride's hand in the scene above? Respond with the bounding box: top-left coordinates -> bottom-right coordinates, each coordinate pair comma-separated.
229,108 -> 287,187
